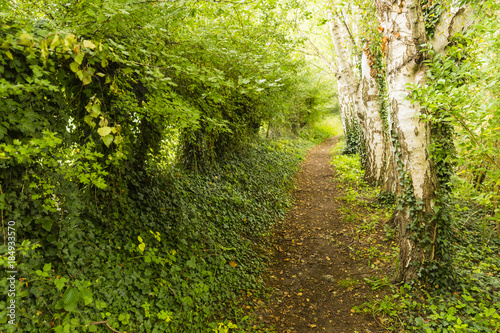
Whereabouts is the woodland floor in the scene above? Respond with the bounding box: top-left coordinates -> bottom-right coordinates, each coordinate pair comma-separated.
254,137 -> 391,333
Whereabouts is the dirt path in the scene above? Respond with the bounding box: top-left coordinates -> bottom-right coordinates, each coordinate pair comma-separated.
258,137 -> 383,333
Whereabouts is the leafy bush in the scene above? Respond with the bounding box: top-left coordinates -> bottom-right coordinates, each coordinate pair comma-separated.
0,139 -> 308,332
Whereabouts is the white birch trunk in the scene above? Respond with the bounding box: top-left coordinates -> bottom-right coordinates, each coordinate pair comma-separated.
378,0 -> 438,282
377,0 -> 472,282
329,9 -> 362,154
337,76 -> 358,153
329,4 -> 389,183
359,46 -> 386,184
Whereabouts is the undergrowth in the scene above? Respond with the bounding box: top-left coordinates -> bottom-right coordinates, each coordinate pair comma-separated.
329,139 -> 397,287
0,138 -> 316,332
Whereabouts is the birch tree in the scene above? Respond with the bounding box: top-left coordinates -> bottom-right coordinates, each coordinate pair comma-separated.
328,7 -> 362,155
328,1 -> 390,185
376,0 -> 474,282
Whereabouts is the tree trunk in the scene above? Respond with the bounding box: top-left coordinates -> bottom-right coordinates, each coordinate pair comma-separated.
378,0 -> 440,282
329,8 -> 363,156
336,77 -> 359,154
359,45 -> 386,184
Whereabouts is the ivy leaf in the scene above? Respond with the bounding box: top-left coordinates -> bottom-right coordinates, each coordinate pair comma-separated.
41,216 -> 53,231
186,256 -> 197,268
97,127 -> 112,137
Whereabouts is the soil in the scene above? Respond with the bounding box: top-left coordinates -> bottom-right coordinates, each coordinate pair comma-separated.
255,137 -> 389,333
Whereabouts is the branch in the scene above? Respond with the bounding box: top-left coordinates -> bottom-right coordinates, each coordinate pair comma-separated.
88,321 -> 133,333
295,49 -> 317,57
450,112 -> 500,170
298,30 -> 337,75
339,10 -> 357,49
430,4 -> 475,54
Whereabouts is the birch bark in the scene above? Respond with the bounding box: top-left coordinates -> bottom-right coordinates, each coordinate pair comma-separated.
359,46 -> 386,184
328,9 -> 362,155
377,0 -> 473,282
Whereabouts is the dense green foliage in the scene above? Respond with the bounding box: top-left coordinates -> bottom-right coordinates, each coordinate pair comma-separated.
2,137 -> 315,332
0,0 -> 338,331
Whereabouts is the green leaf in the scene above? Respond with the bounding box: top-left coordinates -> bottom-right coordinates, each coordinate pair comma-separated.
75,53 -> 84,65
138,243 -> 145,252
122,67 -> 134,75
84,115 -> 96,128
43,263 -> 52,272
80,288 -> 93,305
83,40 -> 96,49
64,301 -> 78,312
19,33 -> 33,46
5,50 -> 13,60
54,277 -> 66,291
63,288 -> 80,312
91,104 -> 101,117
69,62 -> 79,73
114,135 -> 123,145
97,127 -> 112,137
82,68 -> 93,85
102,134 -> 114,147
41,216 -> 53,232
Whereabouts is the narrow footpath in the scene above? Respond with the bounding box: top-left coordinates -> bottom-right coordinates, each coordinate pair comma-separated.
257,137 -> 383,333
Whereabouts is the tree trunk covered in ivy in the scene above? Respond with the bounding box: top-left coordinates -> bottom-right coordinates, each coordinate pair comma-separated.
378,0 -> 441,283
377,0 -> 473,283
328,3 -> 390,185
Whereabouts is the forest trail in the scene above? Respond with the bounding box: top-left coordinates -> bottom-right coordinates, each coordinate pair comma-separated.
257,137 -> 383,333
